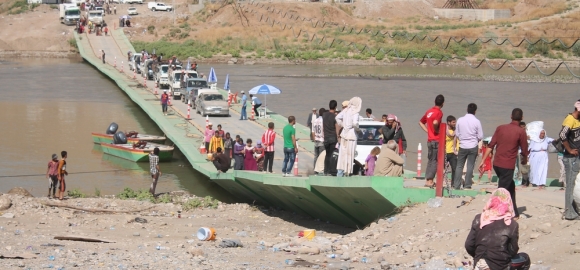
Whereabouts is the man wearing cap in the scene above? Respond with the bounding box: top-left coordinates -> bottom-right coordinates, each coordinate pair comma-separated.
161,90 -> 169,115
46,154 -> 59,199
204,123 -> 214,151
250,94 -> 262,117
240,91 -> 248,120
306,108 -> 317,140
559,100 -> 580,220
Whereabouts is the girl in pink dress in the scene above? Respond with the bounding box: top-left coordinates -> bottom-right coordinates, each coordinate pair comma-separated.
243,139 -> 258,171
365,147 -> 381,176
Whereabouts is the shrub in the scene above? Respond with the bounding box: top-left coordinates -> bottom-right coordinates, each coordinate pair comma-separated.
486,48 -> 514,60
147,25 -> 155,34
94,188 -> 101,197
182,196 -> 219,211
526,42 -> 550,56
572,43 -> 580,57
156,193 -> 172,203
67,188 -> 86,198
68,38 -> 78,50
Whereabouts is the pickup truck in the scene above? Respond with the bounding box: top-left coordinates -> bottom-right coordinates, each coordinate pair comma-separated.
148,2 -> 172,11
183,78 -> 208,105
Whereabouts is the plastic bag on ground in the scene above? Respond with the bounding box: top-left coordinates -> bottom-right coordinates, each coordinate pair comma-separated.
427,197 -> 443,208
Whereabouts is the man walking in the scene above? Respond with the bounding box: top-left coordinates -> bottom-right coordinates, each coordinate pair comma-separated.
250,94 -> 262,117
240,91 -> 247,120
149,147 -> 161,195
101,50 -> 106,64
282,116 -> 297,176
56,151 -> 68,200
454,103 -> 483,190
559,100 -> 580,220
323,100 -> 340,176
161,90 -> 169,115
445,116 -> 458,187
46,154 -> 59,199
419,95 -> 444,188
480,108 -> 528,218
261,122 -> 276,173
307,108 -> 317,140
312,108 -> 325,168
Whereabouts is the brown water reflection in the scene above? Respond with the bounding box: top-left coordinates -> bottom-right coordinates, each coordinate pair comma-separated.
0,58 -> 232,201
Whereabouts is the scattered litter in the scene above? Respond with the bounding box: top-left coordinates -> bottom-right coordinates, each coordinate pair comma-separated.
134,217 -> 147,223
219,239 -> 243,248
427,197 -> 443,208
54,236 -> 114,243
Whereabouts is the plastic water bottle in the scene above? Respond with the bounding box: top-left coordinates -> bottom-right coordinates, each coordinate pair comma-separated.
48,256 -> 55,261
156,246 -> 169,250
327,254 -> 337,258
327,262 -> 350,269
285,259 -> 295,265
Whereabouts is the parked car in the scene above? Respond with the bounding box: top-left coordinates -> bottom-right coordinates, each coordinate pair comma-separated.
148,2 -> 172,11
195,90 -> 229,116
125,0 -> 143,4
127,7 -> 138,15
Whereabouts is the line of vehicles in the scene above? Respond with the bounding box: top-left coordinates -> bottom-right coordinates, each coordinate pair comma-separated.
129,56 -> 229,116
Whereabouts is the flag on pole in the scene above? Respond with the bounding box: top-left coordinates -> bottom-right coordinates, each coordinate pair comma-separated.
224,74 -> 230,90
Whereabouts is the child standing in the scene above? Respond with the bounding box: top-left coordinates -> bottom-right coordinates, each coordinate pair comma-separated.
57,151 -> 68,200
365,147 -> 381,176
478,141 -> 493,183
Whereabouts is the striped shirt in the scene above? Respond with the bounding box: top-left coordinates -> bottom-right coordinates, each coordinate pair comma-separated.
262,129 -> 276,152
149,153 -> 159,174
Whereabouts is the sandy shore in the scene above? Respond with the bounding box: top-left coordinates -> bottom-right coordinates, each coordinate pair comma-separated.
0,187 -> 578,269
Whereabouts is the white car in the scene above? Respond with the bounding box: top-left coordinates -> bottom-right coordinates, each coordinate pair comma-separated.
125,0 -> 143,4
354,118 -> 386,167
127,7 -> 138,15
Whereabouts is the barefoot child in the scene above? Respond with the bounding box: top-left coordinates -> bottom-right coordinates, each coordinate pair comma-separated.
57,151 -> 68,200
478,141 -> 493,183
365,147 -> 381,176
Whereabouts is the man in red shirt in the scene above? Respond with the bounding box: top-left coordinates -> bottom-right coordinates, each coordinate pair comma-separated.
480,108 -> 529,218
261,122 -> 276,173
419,94 -> 444,188
161,90 -> 169,115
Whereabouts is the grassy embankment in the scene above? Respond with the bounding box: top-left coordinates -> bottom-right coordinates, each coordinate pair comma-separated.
133,3 -> 580,62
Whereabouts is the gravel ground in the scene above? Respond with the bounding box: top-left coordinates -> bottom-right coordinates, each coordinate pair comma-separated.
0,188 -> 579,269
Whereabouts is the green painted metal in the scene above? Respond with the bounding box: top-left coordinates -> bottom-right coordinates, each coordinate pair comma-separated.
75,31 -> 485,228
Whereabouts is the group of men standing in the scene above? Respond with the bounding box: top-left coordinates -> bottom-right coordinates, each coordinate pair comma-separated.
46,151 -> 68,200
421,95 -> 580,221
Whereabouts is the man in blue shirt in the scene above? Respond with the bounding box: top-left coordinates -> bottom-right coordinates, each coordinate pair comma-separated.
250,94 -> 262,117
240,91 -> 247,120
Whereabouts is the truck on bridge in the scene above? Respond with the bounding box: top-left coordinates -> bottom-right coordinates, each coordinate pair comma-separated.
59,4 -> 80,26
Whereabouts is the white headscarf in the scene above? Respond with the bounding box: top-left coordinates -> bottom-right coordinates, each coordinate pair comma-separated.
337,97 -> 362,141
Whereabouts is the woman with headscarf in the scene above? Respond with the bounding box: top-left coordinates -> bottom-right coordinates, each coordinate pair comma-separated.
335,97 -> 361,177
465,188 -> 531,270
243,139 -> 258,171
254,141 -> 265,172
528,130 -> 553,189
380,114 -> 407,164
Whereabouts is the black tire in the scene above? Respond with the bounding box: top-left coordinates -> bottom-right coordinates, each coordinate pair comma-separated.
152,8 -> 155,11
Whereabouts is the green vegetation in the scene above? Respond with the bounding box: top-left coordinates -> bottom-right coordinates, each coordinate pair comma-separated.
94,187 -> 101,197
68,38 -> 78,50
67,188 -> 86,198
8,0 -> 29,14
486,48 -> 515,60
147,25 -> 155,35
182,196 -> 220,211
117,187 -> 155,202
573,43 -> 580,57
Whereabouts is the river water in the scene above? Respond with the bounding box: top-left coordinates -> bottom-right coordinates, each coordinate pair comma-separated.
0,58 -> 232,200
0,59 -> 575,197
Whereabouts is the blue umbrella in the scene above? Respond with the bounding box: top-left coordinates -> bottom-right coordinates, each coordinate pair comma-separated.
208,67 -> 217,83
248,84 -> 282,117
224,74 -> 230,90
